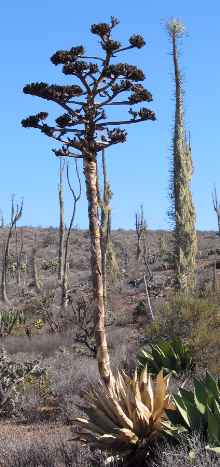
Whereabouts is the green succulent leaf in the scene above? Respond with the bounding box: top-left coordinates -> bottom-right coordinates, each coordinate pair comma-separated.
194,379 -> 208,415
207,405 -> 220,446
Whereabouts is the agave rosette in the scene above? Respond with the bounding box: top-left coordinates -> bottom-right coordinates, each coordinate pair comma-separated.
74,368 -> 176,456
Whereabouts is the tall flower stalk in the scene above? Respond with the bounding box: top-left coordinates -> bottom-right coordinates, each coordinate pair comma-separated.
167,19 -> 197,291
22,17 -> 155,386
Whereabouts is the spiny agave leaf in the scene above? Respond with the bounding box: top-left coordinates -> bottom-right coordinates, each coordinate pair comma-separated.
176,390 -> 204,430
205,372 -> 220,399
75,416 -> 106,435
147,374 -> 154,412
117,428 -> 138,444
206,445 -> 220,454
194,379 -> 208,415
88,389 -> 119,425
83,405 -> 118,433
179,388 -> 194,404
207,406 -> 220,445
151,346 -> 165,368
213,400 -> 220,419
161,419 -> 184,437
110,397 -> 134,430
172,394 -> 191,427
153,370 -> 167,420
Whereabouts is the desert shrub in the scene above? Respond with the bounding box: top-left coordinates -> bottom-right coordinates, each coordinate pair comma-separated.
145,294 -> 220,375
0,347 -> 45,417
0,427 -> 108,467
36,350 -> 100,422
153,434 -> 219,467
41,258 -> 58,272
134,299 -> 146,316
4,331 -> 74,357
41,230 -> 58,248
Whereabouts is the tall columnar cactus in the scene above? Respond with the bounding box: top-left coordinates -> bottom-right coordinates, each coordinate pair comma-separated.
167,19 -> 197,291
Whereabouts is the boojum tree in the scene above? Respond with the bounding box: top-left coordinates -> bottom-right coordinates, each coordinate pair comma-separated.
21,17 -> 155,386
167,19 -> 197,291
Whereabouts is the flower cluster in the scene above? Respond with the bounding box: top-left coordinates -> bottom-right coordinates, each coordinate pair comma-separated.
129,84 -> 153,104
41,124 -> 54,136
91,22 -> 111,38
129,34 -> 146,49
111,80 -> 133,95
50,46 -> 85,65
56,113 -> 73,128
63,61 -> 99,76
105,63 -> 145,81
107,128 -> 127,144
138,107 -> 156,120
21,112 -> 48,128
128,107 -> 156,121
23,82 -> 83,101
101,39 -> 121,53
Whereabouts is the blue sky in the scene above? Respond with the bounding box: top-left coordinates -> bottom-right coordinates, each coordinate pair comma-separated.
1,1 -> 220,230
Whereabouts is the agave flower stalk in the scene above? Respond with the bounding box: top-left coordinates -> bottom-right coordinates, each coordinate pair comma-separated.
21,17 -> 155,387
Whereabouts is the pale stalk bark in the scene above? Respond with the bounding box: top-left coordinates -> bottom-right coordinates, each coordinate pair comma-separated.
83,156 -> 112,388
99,150 -> 119,308
58,159 -> 65,282
61,160 -> 81,307
31,235 -> 41,292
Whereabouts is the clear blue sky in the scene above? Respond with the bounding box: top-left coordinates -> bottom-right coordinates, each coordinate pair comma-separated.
1,1 -> 220,230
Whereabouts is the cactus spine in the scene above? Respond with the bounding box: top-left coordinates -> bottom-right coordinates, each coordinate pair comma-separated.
167,19 -> 197,290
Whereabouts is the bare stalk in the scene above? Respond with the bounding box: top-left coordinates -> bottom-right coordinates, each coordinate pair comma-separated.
1,196 -> 23,304
61,160 -> 81,307
58,158 -> 65,282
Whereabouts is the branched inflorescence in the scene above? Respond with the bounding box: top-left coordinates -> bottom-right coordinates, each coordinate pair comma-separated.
21,16 -> 155,159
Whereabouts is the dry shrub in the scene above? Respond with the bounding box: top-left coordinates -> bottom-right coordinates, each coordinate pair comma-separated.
145,294 -> 220,375
153,434 -> 220,467
0,425 -> 108,466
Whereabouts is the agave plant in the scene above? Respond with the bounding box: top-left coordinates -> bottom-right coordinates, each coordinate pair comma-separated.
74,369 -> 176,464
0,309 -> 26,337
167,372 -> 220,453
137,338 -> 194,376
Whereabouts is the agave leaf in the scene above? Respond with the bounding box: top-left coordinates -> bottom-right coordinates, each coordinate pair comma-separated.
147,374 -> 154,412
172,394 -> 191,427
116,428 -> 138,445
206,445 -> 220,454
153,370 -> 166,421
194,379 -> 208,415
207,406 -> 220,446
75,417 -> 106,436
83,406 -> 119,433
135,397 -> 151,423
205,372 -> 220,399
179,388 -> 195,404
110,396 -> 134,430
213,400 -> 220,419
